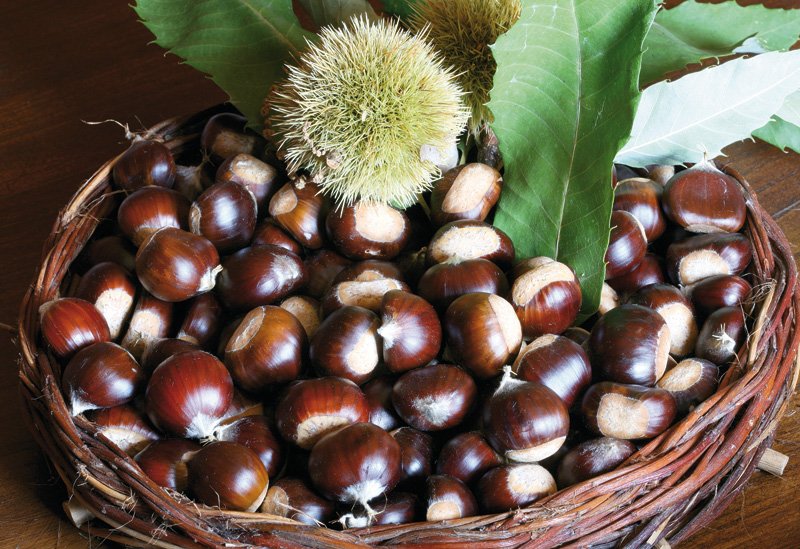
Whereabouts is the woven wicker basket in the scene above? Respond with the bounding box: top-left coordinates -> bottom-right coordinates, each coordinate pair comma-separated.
17,105 -> 800,548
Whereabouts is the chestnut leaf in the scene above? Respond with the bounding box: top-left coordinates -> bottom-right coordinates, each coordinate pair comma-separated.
753,116 -> 800,156
296,0 -> 378,30
381,0 -> 422,18
488,0 -> 657,319
132,0 -> 316,134
641,1 -> 800,86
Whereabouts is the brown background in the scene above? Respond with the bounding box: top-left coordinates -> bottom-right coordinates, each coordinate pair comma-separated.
0,1 -> 798,548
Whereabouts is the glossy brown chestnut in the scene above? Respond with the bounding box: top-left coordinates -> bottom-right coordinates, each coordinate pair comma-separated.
556,437 -> 636,487
581,382 -> 677,440
275,376 -> 370,449
269,178 -> 328,249
118,187 -> 191,247
252,219 -> 303,256
613,178 -> 666,242
562,327 -> 591,348
62,341 -> 143,416
321,261 -> 410,317
436,431 -> 503,485
694,306 -> 746,365
215,244 -> 307,312
224,305 -> 307,393
145,350 -> 234,439
279,295 -> 321,339
141,337 -> 200,374
134,438 -> 201,492
425,474 -> 478,521
508,257 -> 582,339
662,159 -> 746,233
430,163 -> 502,226
605,253 -> 664,296
75,262 -> 137,340
87,404 -> 160,456
190,180 -> 257,254
476,463 -> 557,513
308,423 -> 402,514
444,292 -> 522,379
426,219 -> 515,270
657,358 -> 719,415
260,477 -> 335,526
628,283 -> 698,357
666,232 -> 752,286
201,112 -> 265,162
176,292 -> 223,349
120,291 -> 173,361
513,334 -> 592,409
173,163 -> 213,202
214,415 -> 285,478
391,427 -> 435,488
605,210 -> 647,279
113,139 -> 176,192
310,306 -> 381,384
216,153 -> 280,211
391,364 -> 477,431
646,164 -> 675,186
683,274 -> 752,318
304,249 -> 352,299
340,491 -> 420,527
378,290 -> 441,373
326,202 -> 411,260
362,375 -> 403,432
187,440 -> 269,511
417,257 -> 509,315
136,227 -> 221,302
217,390 -> 265,428
39,297 -> 111,360
588,304 -> 671,386
84,235 -> 137,273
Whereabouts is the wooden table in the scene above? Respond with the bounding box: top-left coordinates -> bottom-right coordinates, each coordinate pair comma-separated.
0,1 -> 797,548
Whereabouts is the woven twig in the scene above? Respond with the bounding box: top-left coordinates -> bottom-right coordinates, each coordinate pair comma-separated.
17,107 -> 800,548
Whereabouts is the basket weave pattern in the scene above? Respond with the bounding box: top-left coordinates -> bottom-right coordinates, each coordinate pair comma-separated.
17,107 -> 800,548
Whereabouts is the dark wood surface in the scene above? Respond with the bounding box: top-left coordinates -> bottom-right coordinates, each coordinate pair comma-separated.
0,1 -> 798,548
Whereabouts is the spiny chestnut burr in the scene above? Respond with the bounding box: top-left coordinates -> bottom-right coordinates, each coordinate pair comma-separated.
84,235 -> 137,273
340,492 -> 420,527
581,382 -> 677,440
605,210 -> 647,279
187,440 -> 269,512
429,163 -> 502,226
513,335 -> 592,409
476,463 -> 557,513
613,178 -> 666,242
605,253 -> 664,296
321,261 -> 410,317
201,112 -> 265,162
135,227 -> 221,302
275,376 -> 369,449
269,178 -> 328,249
134,438 -> 201,492
417,257 -> 509,315
215,244 -> 307,312
362,375 -> 403,432
683,274 -> 752,318
425,474 -> 478,521
426,219 -> 515,271
145,350 -> 234,439
556,437 -> 636,488
310,306 -> 381,384
279,295 -> 321,339
444,292 -> 522,379
260,477 -> 335,526
39,297 -> 111,360
666,232 -> 752,286
121,291 -> 173,361
141,338 -> 200,374
326,201 -> 411,260
214,415 -> 285,478
216,153 -> 280,212
508,257 -> 581,340
628,283 -> 698,357
378,290 -> 441,373
75,262 -> 137,341
391,364 -> 477,431
304,249 -> 352,299
391,427 -> 435,488
308,422 -> 402,518
482,372 -> 569,462
87,404 -> 160,456
224,305 -> 307,394
117,187 -> 190,247
589,304 -> 671,386
662,159 -> 746,234
657,358 -> 719,415
436,431 -> 503,485
694,306 -> 746,365
62,342 -> 143,416
112,139 -> 176,193
176,292 -> 222,350
252,219 -> 303,256
189,180 -> 257,254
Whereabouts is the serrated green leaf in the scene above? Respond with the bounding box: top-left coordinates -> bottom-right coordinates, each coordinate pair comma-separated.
297,0 -> 378,30
753,115 -> 800,154
133,0 -> 316,134
642,1 -> 800,85
616,50 -> 800,168
488,0 -> 657,318
773,90 -> 800,127
381,0 -> 422,18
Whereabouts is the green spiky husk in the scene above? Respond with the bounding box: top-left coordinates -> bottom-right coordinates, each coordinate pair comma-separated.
266,17 -> 468,208
407,0 -> 522,136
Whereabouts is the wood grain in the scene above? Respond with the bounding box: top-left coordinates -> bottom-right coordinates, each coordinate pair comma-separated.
0,1 -> 797,548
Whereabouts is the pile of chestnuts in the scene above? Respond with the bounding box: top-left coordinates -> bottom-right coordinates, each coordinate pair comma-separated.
38,111 -> 754,527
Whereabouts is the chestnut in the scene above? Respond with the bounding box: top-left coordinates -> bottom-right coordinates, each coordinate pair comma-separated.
436,431 -> 503,485
218,389 -> 265,426
588,304 -> 671,386
134,438 -> 201,492
87,404 -> 160,456
340,492 -> 420,527
112,139 -> 176,192
269,178 -> 328,249
666,232 -> 752,286
304,249 -> 352,299
326,202 -> 411,260
378,290 -> 441,373
683,274 -> 752,318
275,376 -> 369,449
476,464 -> 557,513
75,262 -> 137,340
214,415 -> 285,478
694,306 -> 746,365
310,306 -> 381,384
562,326 -> 591,348
260,477 -> 335,526
176,292 -> 223,349
613,178 -> 666,242
605,210 -> 647,279
84,235 -> 137,273
425,474 -> 478,521
556,437 -> 636,487
141,337 -> 200,374
189,180 -> 257,254
391,364 -> 477,431
201,112 -> 265,162
581,382 -> 677,440
444,292 -> 522,379
321,261 -> 410,317
417,257 -> 509,315
252,219 -> 303,256
187,440 -> 269,511
512,334 -> 592,409
429,163 -> 502,226
216,153 -> 280,212
38,297 -> 110,360
605,253 -> 664,296
279,295 -> 321,339
646,164 -> 675,186
173,163 -> 213,202
657,358 -> 719,415
391,427 -> 435,488
598,282 -> 621,315
120,291 -> 173,361
628,283 -> 698,357
426,219 -> 515,270
117,187 -> 190,247
362,375 -> 403,432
